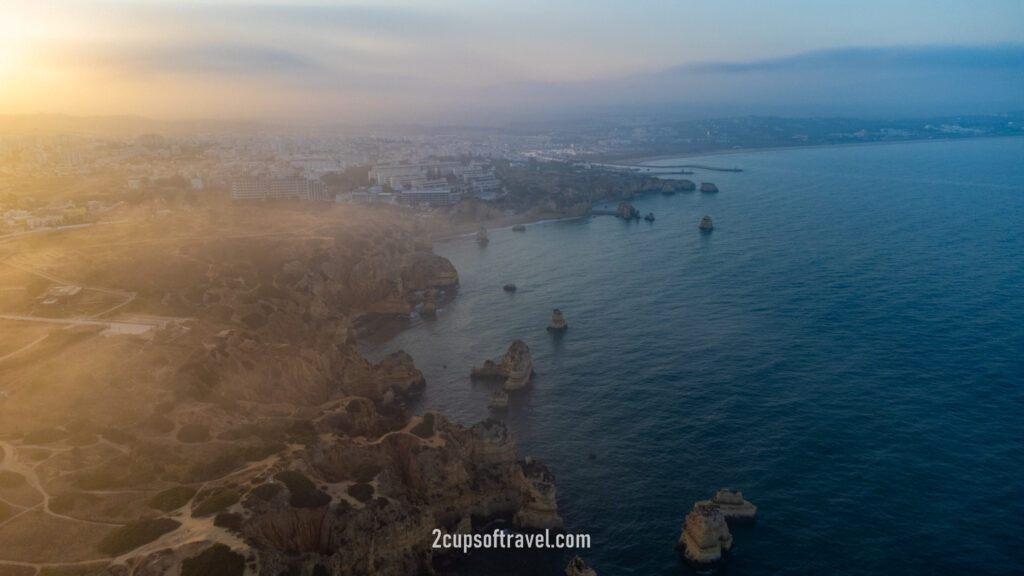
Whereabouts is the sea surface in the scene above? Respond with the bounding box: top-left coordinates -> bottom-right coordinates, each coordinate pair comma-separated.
365,137 -> 1024,575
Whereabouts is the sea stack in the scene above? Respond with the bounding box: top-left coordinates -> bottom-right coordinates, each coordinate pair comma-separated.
565,556 -> 597,576
699,216 -> 714,232
710,488 -> 757,522
547,308 -> 568,332
679,179 -> 697,191
504,283 -> 517,292
470,340 -> 535,390
616,201 -> 640,220
644,212 -> 655,222
476,227 -> 489,244
700,182 -> 719,193
489,390 -> 509,410
678,502 -> 733,573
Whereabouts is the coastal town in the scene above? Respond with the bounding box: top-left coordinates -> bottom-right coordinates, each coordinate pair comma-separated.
3,112 -> 1022,235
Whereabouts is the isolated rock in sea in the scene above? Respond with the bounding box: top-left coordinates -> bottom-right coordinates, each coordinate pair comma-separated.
547,308 -> 568,332
515,457 -> 563,530
678,502 -> 733,573
504,283 -> 517,292
699,216 -> 714,232
617,202 -> 640,220
489,390 -> 509,410
710,488 -> 757,522
501,340 -> 535,390
678,179 -> 697,191
566,555 -> 597,576
512,224 -> 526,232
644,212 -> 655,222
470,340 -> 535,390
700,182 -> 719,193
476,227 -> 489,244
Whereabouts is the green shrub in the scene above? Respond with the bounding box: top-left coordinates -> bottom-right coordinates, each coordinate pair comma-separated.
347,483 -> 374,503
247,483 -> 281,502
410,413 -> 435,438
147,486 -> 196,511
99,428 -> 135,445
23,428 -> 68,445
274,470 -> 331,508
352,463 -> 381,484
96,518 -> 181,555
191,488 -> 239,517
0,471 -> 28,489
181,543 -> 245,576
213,512 -> 242,532
49,492 -> 100,515
176,424 -> 211,444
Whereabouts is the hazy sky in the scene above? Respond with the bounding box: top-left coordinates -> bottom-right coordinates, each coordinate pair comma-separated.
2,0 -> 1022,122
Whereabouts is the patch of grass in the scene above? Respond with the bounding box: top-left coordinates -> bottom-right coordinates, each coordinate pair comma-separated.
180,543 -> 245,576
213,512 -> 243,532
96,518 -> 181,556
347,483 -> 374,503
176,424 -> 210,444
410,413 -> 435,438
240,441 -> 285,462
274,470 -> 331,509
352,463 -> 381,484
147,486 -> 196,512
191,488 -> 239,517
99,427 -> 135,445
48,492 -> 101,515
0,470 -> 28,489
145,416 -> 176,434
22,428 -> 68,445
247,482 -> 281,502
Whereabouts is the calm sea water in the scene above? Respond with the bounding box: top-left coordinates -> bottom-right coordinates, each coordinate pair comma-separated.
365,138 -> 1024,575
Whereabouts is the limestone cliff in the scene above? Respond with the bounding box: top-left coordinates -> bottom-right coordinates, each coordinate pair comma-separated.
678,502 -> 733,572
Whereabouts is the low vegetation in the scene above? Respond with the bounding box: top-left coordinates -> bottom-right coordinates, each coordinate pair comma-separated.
96,518 -> 181,556
180,543 -> 245,576
274,470 -> 331,508
147,486 -> 196,511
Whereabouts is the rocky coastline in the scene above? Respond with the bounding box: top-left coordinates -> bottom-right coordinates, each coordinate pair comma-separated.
0,206 -> 561,576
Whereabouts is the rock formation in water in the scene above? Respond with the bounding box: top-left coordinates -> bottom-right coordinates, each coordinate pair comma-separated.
504,283 -> 517,292
512,224 -> 526,232
566,555 -> 597,576
700,182 -> 719,193
644,212 -> 655,222
476,227 -> 489,244
470,340 -> 535,390
699,216 -> 714,232
678,179 -> 697,191
547,308 -> 568,332
489,390 -> 509,410
678,501 -> 733,573
616,202 -> 640,220
709,488 -> 757,522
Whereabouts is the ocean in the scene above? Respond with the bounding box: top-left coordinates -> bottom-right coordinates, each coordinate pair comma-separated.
364,137 -> 1024,575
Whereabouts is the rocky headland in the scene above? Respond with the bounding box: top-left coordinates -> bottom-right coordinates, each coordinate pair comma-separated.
0,205 -> 558,576
470,340 -> 536,390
